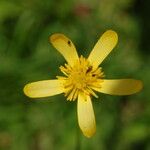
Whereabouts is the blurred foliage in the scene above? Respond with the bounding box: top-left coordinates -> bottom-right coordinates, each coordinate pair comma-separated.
0,0 -> 149,150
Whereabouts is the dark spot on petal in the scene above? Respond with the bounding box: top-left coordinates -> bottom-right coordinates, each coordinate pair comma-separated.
68,40 -> 71,46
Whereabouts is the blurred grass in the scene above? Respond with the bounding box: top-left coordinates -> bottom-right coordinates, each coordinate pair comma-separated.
0,0 -> 149,150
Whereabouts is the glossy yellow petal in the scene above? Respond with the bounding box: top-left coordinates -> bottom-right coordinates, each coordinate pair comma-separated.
77,93 -> 96,138
23,80 -> 64,98
50,33 -> 79,66
99,79 -> 143,95
88,30 -> 118,68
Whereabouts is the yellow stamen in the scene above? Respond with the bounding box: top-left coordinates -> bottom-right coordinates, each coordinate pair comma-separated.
57,56 -> 104,101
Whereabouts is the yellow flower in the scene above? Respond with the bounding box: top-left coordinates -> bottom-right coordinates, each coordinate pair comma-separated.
23,30 -> 143,138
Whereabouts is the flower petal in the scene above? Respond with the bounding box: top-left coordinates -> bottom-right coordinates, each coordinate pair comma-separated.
23,80 -> 64,98
77,93 -> 96,138
50,33 -> 79,66
99,79 -> 143,95
88,30 -> 118,68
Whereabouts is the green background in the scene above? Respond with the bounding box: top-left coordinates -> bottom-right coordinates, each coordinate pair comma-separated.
0,0 -> 149,149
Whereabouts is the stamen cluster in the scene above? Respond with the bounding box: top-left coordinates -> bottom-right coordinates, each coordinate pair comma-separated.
57,56 -> 104,101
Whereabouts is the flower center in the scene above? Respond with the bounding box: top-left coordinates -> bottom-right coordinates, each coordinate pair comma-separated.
57,56 -> 104,101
